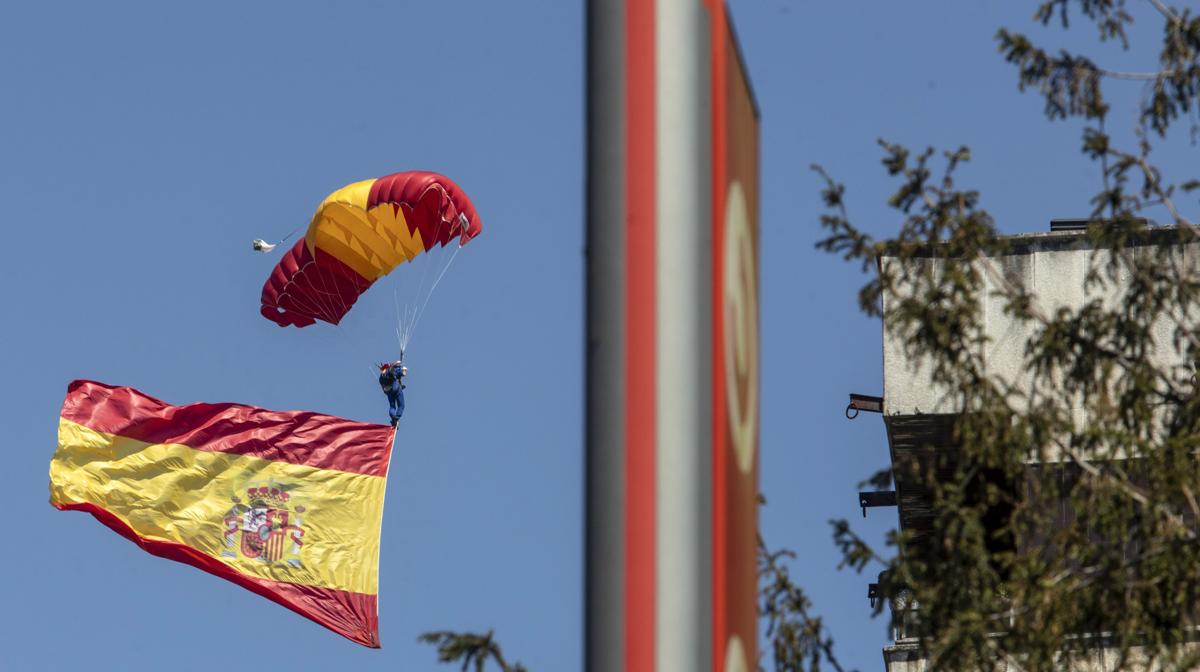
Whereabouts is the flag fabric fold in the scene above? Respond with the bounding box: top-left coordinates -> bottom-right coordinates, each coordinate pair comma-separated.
49,379 -> 395,647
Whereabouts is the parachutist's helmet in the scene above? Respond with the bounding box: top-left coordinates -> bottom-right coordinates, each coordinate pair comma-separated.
378,362 -> 391,371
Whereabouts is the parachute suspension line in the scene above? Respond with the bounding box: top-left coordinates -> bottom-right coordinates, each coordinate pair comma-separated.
393,285 -> 401,351
393,285 -> 407,361
307,262 -> 342,325
400,302 -> 417,357
316,250 -> 361,324
399,218 -> 445,349
397,296 -> 414,357
400,243 -> 461,353
281,259 -> 331,323
399,289 -> 421,354
306,263 -> 332,323
285,257 -> 335,324
398,255 -> 450,351
396,210 -> 455,354
277,225 -> 303,245
324,264 -> 350,324
325,255 -> 360,323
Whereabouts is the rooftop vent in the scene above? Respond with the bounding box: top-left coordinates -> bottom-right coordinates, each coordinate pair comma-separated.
1050,217 -> 1151,232
1050,219 -> 1089,232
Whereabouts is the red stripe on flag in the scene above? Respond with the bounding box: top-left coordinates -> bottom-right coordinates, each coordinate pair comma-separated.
54,501 -> 381,647
61,380 -> 394,478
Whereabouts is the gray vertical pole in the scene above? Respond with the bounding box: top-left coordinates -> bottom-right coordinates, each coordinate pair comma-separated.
585,0 -> 626,670
655,0 -> 713,670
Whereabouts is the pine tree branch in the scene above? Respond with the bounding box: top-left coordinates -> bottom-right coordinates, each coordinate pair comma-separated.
1145,0 -> 1179,23
419,630 -> 528,672
1053,437 -> 1196,541
758,535 -> 856,672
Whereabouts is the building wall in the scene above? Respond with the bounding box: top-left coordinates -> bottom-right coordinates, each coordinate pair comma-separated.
884,641 -> 1198,672
878,228 -> 1200,670
882,231 -> 1198,421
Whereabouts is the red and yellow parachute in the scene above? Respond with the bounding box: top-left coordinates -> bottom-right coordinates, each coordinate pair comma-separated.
261,171 -> 482,328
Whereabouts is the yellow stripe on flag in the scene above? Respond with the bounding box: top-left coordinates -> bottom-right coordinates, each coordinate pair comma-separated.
50,419 -> 386,595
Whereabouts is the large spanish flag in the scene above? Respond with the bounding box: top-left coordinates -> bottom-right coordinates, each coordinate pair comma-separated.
49,380 -> 395,647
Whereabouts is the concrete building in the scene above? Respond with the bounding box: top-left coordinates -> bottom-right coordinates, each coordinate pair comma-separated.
868,224 -> 1199,671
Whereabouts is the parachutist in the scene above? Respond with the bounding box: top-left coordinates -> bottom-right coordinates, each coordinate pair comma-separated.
378,361 -> 407,427
252,239 -> 277,253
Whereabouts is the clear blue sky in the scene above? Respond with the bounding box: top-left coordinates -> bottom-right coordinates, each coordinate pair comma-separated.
2,2 -> 1193,671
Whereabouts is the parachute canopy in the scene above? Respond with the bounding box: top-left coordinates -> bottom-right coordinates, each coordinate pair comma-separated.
261,171 -> 482,328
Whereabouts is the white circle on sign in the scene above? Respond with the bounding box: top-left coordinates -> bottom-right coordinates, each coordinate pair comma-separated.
725,634 -> 750,672
724,180 -> 759,475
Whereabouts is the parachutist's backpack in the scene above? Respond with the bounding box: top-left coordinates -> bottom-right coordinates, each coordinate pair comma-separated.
378,370 -> 397,392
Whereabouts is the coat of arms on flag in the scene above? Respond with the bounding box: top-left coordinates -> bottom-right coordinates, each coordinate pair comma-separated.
223,483 -> 306,566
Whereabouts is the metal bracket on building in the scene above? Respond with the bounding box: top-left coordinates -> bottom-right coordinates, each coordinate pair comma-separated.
859,490 -> 897,517
868,571 -> 904,609
846,393 -> 883,419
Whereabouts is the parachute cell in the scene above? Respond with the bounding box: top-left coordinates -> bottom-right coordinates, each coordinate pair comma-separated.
260,171 -> 482,328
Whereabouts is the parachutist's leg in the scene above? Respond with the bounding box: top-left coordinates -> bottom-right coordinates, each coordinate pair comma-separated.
386,391 -> 402,425
396,390 -> 405,419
